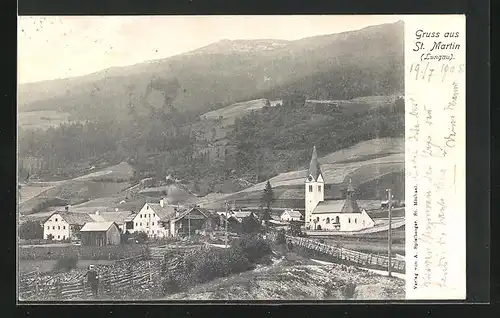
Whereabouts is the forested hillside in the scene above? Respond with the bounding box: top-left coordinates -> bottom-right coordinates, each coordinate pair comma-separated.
18,21 -> 405,198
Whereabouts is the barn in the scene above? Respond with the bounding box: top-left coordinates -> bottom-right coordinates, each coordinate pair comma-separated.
80,222 -> 121,246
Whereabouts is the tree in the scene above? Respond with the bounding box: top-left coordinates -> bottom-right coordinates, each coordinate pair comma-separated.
241,216 -> 261,234
260,180 -> 274,226
19,220 -> 43,240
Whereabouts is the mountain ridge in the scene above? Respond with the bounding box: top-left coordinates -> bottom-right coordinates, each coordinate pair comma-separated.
18,21 -> 404,122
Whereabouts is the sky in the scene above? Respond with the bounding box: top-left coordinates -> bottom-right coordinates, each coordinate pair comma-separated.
18,15 -> 401,84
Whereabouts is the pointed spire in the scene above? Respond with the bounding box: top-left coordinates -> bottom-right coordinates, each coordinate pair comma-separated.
341,179 -> 360,212
308,146 -> 323,181
346,178 -> 355,194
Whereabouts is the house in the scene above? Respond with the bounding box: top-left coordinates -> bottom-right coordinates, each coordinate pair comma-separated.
80,222 -> 121,246
169,206 -> 218,237
280,209 -> 302,222
229,210 -> 259,223
131,198 -> 177,238
43,210 -> 94,241
93,211 -> 135,234
305,146 -> 375,232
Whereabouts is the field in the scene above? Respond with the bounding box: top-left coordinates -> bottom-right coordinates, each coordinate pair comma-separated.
19,162 -> 135,215
19,243 -> 148,261
201,98 -> 271,121
138,184 -> 197,204
199,95 -> 399,124
19,259 -> 115,274
18,110 -> 74,130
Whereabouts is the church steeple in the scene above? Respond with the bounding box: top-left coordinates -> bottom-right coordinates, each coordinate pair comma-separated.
346,178 -> 355,197
307,146 -> 323,181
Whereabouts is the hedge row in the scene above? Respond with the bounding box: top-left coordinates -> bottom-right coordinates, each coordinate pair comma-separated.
161,235 -> 272,295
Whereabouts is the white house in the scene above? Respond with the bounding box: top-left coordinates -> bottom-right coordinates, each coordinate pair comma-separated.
280,209 -> 302,222
304,146 -> 375,232
43,210 -> 94,241
131,199 -> 176,238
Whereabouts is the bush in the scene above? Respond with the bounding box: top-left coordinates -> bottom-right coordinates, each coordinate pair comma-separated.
133,231 -> 148,244
232,234 -> 272,263
276,229 -> 286,244
54,255 -> 78,271
19,220 -> 43,240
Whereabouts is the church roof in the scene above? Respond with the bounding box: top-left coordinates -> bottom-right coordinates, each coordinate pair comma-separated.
311,199 -> 362,214
307,146 -> 323,181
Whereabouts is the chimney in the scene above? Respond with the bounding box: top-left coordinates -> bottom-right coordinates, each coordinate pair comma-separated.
65,205 -> 69,212
115,208 -> 119,212
160,198 -> 165,208
95,211 -> 100,215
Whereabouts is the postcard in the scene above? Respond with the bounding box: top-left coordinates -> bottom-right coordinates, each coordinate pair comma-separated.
17,15 -> 465,302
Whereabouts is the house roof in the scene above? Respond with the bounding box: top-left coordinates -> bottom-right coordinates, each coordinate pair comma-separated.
269,219 -> 289,225
45,212 -> 94,226
171,206 -> 212,222
311,199 -> 362,215
98,211 -> 135,224
282,210 -> 302,218
231,211 -> 255,218
80,221 -> 116,232
148,203 -> 176,221
89,214 -> 106,222
307,146 -> 323,181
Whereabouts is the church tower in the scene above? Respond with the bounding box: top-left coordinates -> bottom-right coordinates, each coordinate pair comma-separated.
305,146 -> 324,229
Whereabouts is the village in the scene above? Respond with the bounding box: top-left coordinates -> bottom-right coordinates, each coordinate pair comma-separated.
19,146 -> 406,301
36,146 -> 403,247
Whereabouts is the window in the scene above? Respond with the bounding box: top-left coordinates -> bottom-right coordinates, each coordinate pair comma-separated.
146,205 -> 149,210
318,185 -> 321,192
52,226 -> 55,230
363,220 -> 365,226
335,216 -> 340,223
147,222 -> 149,226
348,218 -> 351,223
309,185 -> 313,192
140,214 -> 142,218
63,226 -> 66,229
57,235 -> 60,239
326,217 -> 330,224
55,218 -> 58,222
140,223 -> 142,226
355,218 -> 357,224
152,222 -> 155,226
58,226 -> 60,230
135,222 -> 138,226
47,226 -> 50,230
63,236 -> 65,240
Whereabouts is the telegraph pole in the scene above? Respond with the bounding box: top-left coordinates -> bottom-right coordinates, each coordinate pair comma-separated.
188,209 -> 191,240
224,200 -> 229,248
386,188 -> 393,277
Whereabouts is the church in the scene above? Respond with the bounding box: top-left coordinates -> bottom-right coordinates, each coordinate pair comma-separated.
304,146 -> 375,232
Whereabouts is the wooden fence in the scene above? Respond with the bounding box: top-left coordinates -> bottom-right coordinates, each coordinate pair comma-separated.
18,245 -> 206,301
284,235 -> 405,273
18,255 -> 161,301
